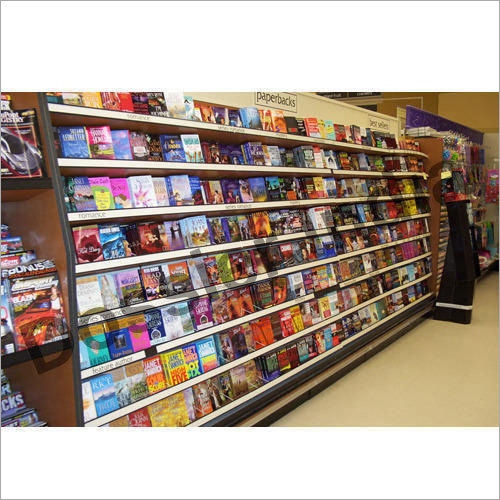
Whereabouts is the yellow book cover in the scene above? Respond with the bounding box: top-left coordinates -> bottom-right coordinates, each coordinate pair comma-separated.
108,415 -> 129,427
289,305 -> 304,333
313,177 -> 326,198
317,120 -> 326,138
81,92 -> 103,108
318,296 -> 332,319
161,350 -> 188,386
165,392 -> 190,427
148,399 -> 170,427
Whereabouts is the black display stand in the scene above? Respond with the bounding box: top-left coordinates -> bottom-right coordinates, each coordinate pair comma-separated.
434,201 -> 476,324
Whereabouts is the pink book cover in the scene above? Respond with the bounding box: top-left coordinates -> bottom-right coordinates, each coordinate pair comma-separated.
127,317 -> 151,352
86,126 -> 115,159
109,178 -> 133,209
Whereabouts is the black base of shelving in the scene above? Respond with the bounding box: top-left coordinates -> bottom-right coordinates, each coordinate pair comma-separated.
202,296 -> 433,427
1,177 -> 52,190
1,337 -> 73,369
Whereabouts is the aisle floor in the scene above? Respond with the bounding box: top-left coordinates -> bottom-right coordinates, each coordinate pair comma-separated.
272,272 -> 499,427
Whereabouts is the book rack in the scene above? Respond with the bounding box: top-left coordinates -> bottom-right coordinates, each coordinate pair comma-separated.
10,93 -> 437,426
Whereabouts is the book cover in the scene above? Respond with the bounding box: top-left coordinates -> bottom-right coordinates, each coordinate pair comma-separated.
279,309 -> 295,337
304,118 -> 321,137
58,126 -> 90,158
259,109 -> 273,131
76,276 -> 105,316
161,349 -> 188,386
126,314 -> 151,352
284,116 -> 299,135
72,225 -> 103,264
144,308 -> 167,346
90,373 -> 119,417
263,352 -> 280,381
73,176 -> 98,212
108,178 -> 133,209
190,296 -> 214,331
230,365 -> 249,397
143,355 -> 168,394
151,177 -> 169,207
159,134 -> 186,162
86,126 -> 115,159
109,130 -> 133,160
129,92 -> 149,114
164,91 -> 186,119
81,381 -> 97,423
239,107 -> 262,129
192,382 -> 214,418
165,174 -> 193,206
127,131 -> 149,161
128,175 -> 157,207
167,260 -> 193,294
248,177 -> 268,202
79,323 -> 110,366
146,92 -> 168,117
215,253 -> 234,283
210,291 -> 229,325
104,318 -> 134,359
250,316 -> 274,348
228,326 -> 248,358
270,110 -> 287,133
220,179 -> 242,204
114,269 -> 143,306
98,224 -> 125,260
212,106 -> 229,125
127,408 -> 152,427
265,176 -> 282,201
198,104 -> 215,123
180,134 -> 204,163
163,220 -> 185,251
195,336 -> 218,373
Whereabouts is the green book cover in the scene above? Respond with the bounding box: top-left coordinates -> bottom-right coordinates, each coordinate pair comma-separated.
215,253 -> 234,283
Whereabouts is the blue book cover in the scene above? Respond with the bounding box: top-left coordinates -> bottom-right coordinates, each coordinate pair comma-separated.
90,373 -> 119,417
356,204 -> 367,223
239,107 -> 262,130
105,325 -> 134,360
376,226 -> 386,244
195,336 -> 218,373
313,238 -> 325,259
265,176 -> 281,201
144,308 -> 167,346
58,126 -> 90,158
323,327 -> 334,350
248,177 -> 268,202
98,224 -> 126,260
228,109 -> 242,127
110,130 -> 133,160
166,175 -> 194,206
79,340 -> 90,369
159,134 -> 186,162
321,235 -> 337,258
227,145 -> 245,164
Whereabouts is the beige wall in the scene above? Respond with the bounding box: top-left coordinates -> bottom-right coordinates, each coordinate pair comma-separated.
378,92 -> 440,117
438,92 -> 499,133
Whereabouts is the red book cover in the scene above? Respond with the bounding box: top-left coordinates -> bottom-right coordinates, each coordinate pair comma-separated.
225,289 -> 243,320
278,309 -> 295,337
138,223 -> 164,254
250,316 -> 274,349
239,286 -> 255,315
128,408 -> 152,427
304,118 -> 320,137
117,92 -> 134,112
72,225 -> 104,263
100,92 -> 121,110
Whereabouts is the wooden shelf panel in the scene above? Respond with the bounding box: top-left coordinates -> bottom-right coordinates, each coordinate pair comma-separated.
1,177 -> 53,202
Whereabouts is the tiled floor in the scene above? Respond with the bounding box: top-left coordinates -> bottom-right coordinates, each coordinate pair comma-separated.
272,272 -> 499,427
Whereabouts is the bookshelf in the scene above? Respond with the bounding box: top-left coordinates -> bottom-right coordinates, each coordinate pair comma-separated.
33,92 -> 435,427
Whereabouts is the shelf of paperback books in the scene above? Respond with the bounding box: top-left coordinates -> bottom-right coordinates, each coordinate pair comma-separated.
85,276 -> 431,427
76,232 -> 431,326
190,291 -> 433,427
31,92 -> 438,426
48,103 -> 428,159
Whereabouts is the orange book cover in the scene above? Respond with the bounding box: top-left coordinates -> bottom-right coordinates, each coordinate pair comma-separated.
270,110 -> 288,133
